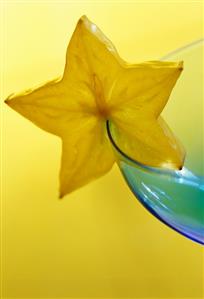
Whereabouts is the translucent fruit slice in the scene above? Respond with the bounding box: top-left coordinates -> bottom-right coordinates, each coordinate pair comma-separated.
5,15 -> 186,196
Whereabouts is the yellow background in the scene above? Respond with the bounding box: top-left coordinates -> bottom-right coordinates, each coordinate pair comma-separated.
1,1 -> 203,298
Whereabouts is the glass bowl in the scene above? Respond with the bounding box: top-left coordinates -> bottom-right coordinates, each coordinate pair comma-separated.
107,39 -> 204,245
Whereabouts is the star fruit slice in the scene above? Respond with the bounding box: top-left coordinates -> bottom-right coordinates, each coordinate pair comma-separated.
5,16 -> 185,196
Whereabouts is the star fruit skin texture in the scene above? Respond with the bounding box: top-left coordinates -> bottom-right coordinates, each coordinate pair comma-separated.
5,15 -> 185,197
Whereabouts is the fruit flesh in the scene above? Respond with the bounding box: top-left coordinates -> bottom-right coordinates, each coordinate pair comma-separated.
5,16 -> 185,196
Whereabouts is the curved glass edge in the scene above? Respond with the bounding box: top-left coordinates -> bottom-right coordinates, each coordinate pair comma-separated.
160,38 -> 204,60
106,120 -> 203,182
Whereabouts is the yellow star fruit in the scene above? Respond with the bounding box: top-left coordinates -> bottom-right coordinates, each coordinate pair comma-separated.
5,15 -> 185,197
